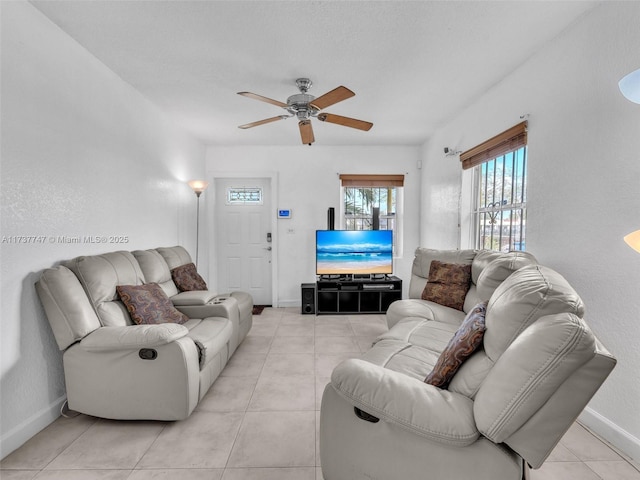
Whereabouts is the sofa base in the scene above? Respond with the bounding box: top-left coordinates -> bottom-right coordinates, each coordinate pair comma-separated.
320,384 -> 523,480
64,337 -> 200,421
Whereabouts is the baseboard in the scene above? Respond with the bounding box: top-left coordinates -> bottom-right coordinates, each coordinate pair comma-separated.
0,395 -> 66,460
277,300 -> 300,308
579,407 -> 640,463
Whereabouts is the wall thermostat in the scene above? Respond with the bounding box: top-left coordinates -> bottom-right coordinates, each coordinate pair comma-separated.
278,209 -> 292,219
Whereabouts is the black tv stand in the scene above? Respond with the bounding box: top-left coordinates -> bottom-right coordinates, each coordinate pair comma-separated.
315,276 -> 402,315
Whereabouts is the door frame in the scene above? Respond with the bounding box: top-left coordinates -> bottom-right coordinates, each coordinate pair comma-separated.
207,170 -> 279,307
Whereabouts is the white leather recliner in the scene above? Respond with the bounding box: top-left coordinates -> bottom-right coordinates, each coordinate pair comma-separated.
36,246 -> 253,421
320,254 -> 616,480
133,246 -> 253,356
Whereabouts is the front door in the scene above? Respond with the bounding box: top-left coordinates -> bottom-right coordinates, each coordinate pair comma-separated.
214,177 -> 273,305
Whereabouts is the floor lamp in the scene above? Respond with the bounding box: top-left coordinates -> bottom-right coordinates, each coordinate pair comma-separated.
624,230 -> 640,254
188,180 -> 209,268
619,68 -> 639,252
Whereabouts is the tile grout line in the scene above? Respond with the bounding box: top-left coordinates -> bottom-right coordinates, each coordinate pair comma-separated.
221,310 -> 281,474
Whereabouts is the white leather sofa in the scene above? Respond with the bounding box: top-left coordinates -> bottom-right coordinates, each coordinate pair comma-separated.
36,246 -> 253,421
320,248 -> 616,480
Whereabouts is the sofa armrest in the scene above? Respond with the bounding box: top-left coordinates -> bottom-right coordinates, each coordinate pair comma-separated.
331,358 -> 479,447
171,291 -> 218,306
80,324 -> 189,352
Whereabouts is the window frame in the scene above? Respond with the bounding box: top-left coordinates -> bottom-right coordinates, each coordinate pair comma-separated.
461,122 -> 528,252
339,174 -> 404,258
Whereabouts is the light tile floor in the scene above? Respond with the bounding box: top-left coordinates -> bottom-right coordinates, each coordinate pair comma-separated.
2,307 -> 638,480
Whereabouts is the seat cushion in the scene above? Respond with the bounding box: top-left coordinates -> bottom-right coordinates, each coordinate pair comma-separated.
377,317 -> 492,399
366,318 -> 461,382
361,339 -> 439,381
424,302 -> 487,388
386,299 -> 466,329
378,317 -> 459,349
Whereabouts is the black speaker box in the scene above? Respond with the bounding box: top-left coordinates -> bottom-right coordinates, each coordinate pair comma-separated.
327,207 -> 335,230
301,283 -> 316,315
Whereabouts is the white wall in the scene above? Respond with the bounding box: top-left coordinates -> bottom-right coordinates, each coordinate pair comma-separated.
0,3 -> 205,457
419,2 -> 640,461
206,146 -> 421,305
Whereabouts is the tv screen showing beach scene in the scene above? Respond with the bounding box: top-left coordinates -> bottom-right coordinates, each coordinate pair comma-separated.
316,230 -> 393,275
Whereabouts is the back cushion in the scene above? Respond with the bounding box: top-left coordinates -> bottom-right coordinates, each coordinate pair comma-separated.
133,249 -> 179,297
483,265 -> 585,362
475,251 -> 537,301
470,250 -> 504,285
155,246 -> 193,270
64,251 -> 145,326
475,313 -> 596,445
452,261 -> 581,398
409,248 -> 477,299
36,266 -> 101,350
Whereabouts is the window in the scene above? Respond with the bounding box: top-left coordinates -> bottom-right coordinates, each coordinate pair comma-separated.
474,147 -> 527,251
226,187 -> 263,205
340,174 -> 404,255
344,186 -> 396,230
461,122 -> 527,252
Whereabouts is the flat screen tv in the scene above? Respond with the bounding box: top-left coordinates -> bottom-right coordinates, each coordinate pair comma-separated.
316,230 -> 393,275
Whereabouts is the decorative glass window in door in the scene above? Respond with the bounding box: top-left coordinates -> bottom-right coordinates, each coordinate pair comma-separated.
226,187 -> 263,205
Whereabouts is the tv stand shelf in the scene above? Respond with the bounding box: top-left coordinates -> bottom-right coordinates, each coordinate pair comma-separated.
316,276 -> 402,315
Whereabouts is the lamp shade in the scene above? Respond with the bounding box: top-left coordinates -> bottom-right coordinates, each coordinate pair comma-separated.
619,68 -> 640,104
624,229 -> 640,253
188,180 -> 209,195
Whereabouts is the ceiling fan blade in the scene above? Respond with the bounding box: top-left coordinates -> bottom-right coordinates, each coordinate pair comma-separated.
237,91 -> 288,108
310,86 -> 355,110
238,115 -> 288,129
299,120 -> 315,145
317,113 -> 373,131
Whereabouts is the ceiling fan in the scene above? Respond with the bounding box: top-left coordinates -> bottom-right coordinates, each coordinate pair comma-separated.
237,78 -> 373,145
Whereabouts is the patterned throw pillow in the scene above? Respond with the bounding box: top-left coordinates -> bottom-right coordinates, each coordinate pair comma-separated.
421,260 -> 472,311
116,283 -> 188,325
171,263 -> 208,292
424,302 -> 487,388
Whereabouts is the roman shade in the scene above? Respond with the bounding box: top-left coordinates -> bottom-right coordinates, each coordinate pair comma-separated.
339,174 -> 404,187
460,121 -> 527,170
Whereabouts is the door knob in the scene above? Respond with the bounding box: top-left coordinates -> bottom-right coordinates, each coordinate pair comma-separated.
263,246 -> 272,251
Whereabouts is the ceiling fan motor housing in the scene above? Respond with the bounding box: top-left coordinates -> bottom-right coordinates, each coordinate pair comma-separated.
287,93 -> 318,120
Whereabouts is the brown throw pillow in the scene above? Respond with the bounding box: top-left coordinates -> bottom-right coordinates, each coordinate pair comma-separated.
425,302 -> 487,388
421,260 -> 472,311
117,283 -> 188,325
171,263 -> 207,292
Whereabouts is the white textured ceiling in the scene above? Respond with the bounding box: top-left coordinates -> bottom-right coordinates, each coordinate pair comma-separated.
31,0 -> 599,146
